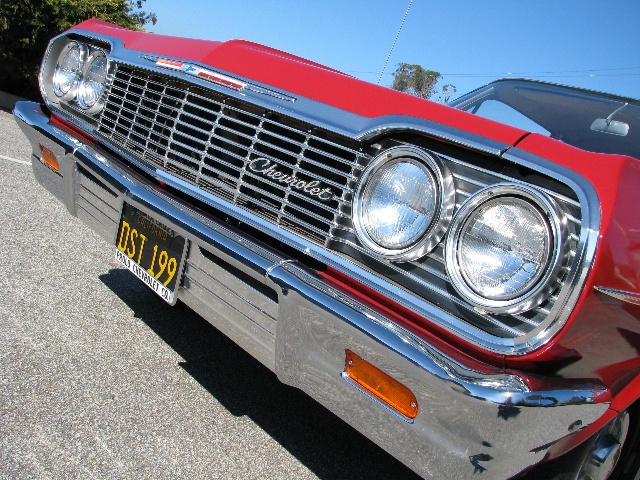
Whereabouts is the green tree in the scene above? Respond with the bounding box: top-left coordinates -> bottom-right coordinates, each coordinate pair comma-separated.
0,0 -> 157,100
391,63 -> 456,103
436,83 -> 457,104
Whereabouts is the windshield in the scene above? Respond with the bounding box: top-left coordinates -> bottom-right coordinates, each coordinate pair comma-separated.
449,79 -> 640,160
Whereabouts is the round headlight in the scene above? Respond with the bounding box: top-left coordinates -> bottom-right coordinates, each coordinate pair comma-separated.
353,147 -> 454,261
52,41 -> 85,100
446,184 -> 567,314
77,50 -> 108,113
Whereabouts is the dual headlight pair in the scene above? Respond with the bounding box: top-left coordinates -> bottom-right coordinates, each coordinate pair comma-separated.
353,147 -> 567,315
46,40 -> 108,115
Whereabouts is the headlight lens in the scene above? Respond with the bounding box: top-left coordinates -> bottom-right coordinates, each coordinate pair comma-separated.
362,161 -> 436,247
459,198 -> 549,298
52,41 -> 84,100
353,147 -> 454,261
45,39 -> 109,116
77,51 -> 107,113
446,184 -> 567,314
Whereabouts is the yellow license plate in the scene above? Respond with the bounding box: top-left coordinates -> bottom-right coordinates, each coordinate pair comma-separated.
114,203 -> 187,304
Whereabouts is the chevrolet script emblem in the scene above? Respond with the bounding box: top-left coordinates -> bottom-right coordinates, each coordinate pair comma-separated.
248,158 -> 335,201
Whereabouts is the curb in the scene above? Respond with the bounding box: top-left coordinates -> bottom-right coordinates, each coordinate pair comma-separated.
0,91 -> 25,111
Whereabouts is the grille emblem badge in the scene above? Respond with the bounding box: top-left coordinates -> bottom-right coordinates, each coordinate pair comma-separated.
249,158 -> 334,201
142,55 -> 296,102
154,58 -> 247,90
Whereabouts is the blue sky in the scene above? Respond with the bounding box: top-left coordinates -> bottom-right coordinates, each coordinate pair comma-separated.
143,0 -> 640,100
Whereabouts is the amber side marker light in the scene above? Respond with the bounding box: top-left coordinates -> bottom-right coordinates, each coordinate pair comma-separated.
39,145 -> 59,172
344,350 -> 418,420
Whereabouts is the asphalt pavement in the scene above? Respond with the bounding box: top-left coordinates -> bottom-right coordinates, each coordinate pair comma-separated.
0,107 -> 423,479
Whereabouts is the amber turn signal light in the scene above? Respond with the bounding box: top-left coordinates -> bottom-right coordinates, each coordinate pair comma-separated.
39,144 -> 59,172
345,350 -> 418,420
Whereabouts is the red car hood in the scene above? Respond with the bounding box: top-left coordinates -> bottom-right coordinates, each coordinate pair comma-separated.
72,19 -> 527,147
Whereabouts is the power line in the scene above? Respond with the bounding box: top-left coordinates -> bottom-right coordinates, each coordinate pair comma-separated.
351,67 -> 640,79
377,0 -> 413,85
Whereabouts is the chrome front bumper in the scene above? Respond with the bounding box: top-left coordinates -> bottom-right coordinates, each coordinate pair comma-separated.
15,101 -> 609,479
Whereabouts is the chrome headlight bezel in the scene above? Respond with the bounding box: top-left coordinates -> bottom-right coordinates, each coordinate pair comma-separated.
353,146 -> 455,261
51,40 -> 86,101
445,183 -> 569,314
76,49 -> 108,114
41,37 -> 110,118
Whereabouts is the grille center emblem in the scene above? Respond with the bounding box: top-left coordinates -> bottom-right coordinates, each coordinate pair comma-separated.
248,158 -> 335,201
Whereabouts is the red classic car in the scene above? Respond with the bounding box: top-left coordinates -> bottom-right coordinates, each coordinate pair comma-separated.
14,19 -> 640,479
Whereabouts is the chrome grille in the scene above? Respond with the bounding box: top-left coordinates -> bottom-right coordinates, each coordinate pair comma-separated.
98,63 -> 367,245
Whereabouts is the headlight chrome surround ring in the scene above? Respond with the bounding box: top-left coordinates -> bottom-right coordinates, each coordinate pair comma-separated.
52,40 -> 86,101
77,49 -> 108,114
353,146 -> 455,261
445,183 -> 569,315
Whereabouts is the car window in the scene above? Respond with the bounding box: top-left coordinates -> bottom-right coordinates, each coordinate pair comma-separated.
465,99 -> 551,136
450,80 -> 640,160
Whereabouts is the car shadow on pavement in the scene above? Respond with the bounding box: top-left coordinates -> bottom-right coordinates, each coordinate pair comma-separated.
100,268 -> 420,480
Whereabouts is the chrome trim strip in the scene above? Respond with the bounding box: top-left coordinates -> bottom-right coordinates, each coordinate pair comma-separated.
265,259 -> 296,277
595,287 -> 640,306
355,119 -> 509,156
